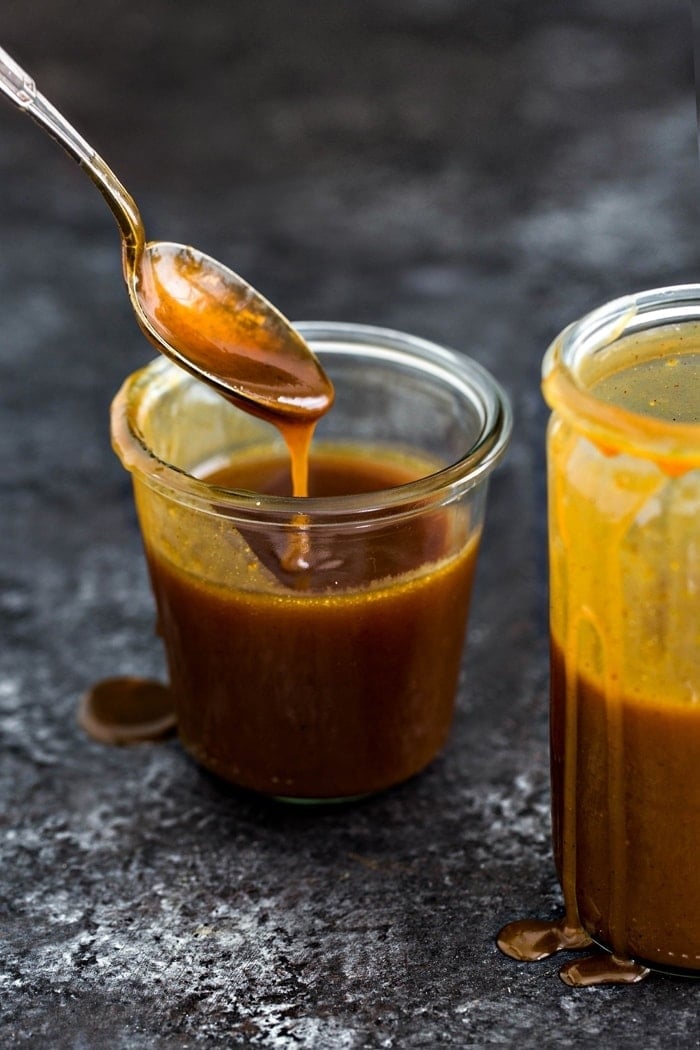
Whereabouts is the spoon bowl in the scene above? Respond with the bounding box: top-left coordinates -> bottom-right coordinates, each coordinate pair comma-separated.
132,241 -> 334,421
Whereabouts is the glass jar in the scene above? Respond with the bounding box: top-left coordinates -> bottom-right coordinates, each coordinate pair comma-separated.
543,286 -> 700,972
111,322 -> 511,801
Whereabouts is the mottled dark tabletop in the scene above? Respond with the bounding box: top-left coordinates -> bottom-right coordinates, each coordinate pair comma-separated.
1,1 -> 699,1046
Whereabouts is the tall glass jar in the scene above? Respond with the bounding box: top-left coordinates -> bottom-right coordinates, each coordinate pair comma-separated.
543,285 -> 700,972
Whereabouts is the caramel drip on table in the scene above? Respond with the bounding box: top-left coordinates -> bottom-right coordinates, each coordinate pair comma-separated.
278,419 -> 316,499
79,676 -> 176,745
496,922 -> 649,986
559,954 -> 650,987
496,919 -> 591,962
603,654 -> 629,965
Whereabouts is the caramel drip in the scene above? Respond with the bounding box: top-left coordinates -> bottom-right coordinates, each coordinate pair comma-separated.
278,419 -> 316,499
559,954 -> 650,987
604,665 -> 629,962
496,918 -> 592,962
79,676 -> 176,745
496,919 -> 652,986
559,617 -> 583,934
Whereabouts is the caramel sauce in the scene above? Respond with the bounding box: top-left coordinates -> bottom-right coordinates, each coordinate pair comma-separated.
86,247 -> 476,798
558,954 -> 650,987
498,333 -> 700,987
496,919 -> 591,962
133,243 -> 334,496
551,645 -> 700,972
496,645 -> 662,987
144,447 -> 478,798
591,348 -> 699,424
79,676 -> 176,745
497,919 -> 648,985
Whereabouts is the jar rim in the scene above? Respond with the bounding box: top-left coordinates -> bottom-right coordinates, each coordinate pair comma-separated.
111,321 -> 512,524
542,284 -> 700,470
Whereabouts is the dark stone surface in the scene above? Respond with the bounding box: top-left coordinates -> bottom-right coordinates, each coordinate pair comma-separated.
0,1 -> 698,1046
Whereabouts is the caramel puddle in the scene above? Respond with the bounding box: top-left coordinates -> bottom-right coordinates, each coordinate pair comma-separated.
559,953 -> 650,987
496,918 -> 651,987
79,676 -> 176,745
497,918 -> 592,962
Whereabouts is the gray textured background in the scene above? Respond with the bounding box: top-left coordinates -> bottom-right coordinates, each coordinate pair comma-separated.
1,1 -> 699,1046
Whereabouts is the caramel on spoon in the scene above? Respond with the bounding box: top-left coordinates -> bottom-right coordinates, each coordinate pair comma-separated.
0,45 -> 333,426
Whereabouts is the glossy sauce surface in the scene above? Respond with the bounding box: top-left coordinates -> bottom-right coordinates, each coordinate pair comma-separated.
146,447 -> 478,798
80,676 -> 176,745
591,348 -> 700,423
134,242 -> 334,495
134,244 -> 333,423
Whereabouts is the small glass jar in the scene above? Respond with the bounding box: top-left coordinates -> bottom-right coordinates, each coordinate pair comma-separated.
543,286 -> 700,972
111,322 -> 511,801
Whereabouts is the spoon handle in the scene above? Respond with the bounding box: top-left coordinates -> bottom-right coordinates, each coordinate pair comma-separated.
0,44 -> 143,259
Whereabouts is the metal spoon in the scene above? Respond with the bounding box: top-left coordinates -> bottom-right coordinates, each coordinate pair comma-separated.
0,45 -> 333,423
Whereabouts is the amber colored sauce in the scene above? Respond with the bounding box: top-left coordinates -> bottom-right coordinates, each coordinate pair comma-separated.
497,914 -> 648,983
79,676 -> 176,746
496,919 -> 592,962
144,447 -> 478,799
133,243 -> 334,497
499,334 -> 700,987
497,642 -> 660,985
550,643 -> 700,972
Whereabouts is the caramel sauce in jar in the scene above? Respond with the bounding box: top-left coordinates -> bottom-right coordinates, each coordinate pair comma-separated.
498,291 -> 700,985
144,446 -> 478,799
111,326 -> 511,800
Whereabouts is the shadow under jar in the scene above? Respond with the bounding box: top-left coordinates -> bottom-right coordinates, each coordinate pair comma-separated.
111,322 -> 511,801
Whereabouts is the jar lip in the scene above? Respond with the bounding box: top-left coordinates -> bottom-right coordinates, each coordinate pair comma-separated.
111,321 -> 512,522
542,284 -> 700,469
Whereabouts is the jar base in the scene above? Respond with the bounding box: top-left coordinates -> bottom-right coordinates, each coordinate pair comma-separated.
272,793 -> 371,805
180,733 -> 413,802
